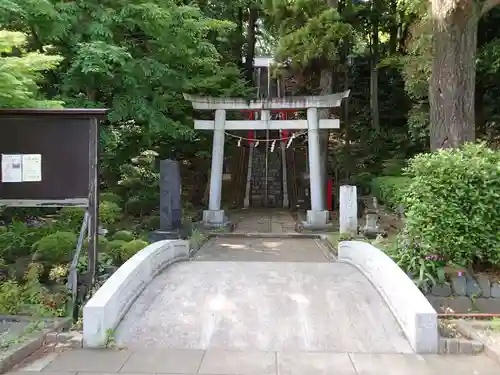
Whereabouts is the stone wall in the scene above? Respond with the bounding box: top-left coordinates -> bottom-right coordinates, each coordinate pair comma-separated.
426,274 -> 500,314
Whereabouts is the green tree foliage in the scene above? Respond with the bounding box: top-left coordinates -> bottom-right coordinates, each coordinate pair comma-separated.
0,30 -> 62,108
264,0 -> 355,77
0,0 -> 248,136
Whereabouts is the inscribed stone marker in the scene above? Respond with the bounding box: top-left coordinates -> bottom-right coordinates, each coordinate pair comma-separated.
159,159 -> 182,231
339,185 -> 358,233
149,159 -> 183,242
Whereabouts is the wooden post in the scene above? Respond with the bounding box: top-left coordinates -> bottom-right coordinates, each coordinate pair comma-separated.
87,118 -> 99,284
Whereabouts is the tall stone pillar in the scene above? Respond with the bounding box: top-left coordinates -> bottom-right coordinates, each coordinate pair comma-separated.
203,109 -> 226,226
280,141 -> 289,208
306,107 -> 329,226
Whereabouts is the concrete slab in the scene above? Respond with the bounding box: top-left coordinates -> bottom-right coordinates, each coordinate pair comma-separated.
277,352 -> 356,375
423,354 -> 500,374
350,353 -> 431,375
115,261 -> 411,353
41,350 -> 132,372
119,349 -> 204,373
350,353 -> 500,375
194,237 -> 331,262
198,349 -> 275,375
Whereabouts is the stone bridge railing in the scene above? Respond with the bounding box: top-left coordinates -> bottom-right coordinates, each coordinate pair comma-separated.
83,239 -> 189,347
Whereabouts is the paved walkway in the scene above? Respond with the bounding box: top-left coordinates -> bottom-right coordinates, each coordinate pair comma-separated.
231,209 -> 296,233
193,237 -> 334,262
12,348 -> 500,375
8,210 -> 500,374
114,261 -> 411,352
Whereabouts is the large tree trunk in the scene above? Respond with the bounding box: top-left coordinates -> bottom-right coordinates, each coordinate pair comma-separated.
243,6 -> 258,84
370,0 -> 380,131
429,2 -> 477,150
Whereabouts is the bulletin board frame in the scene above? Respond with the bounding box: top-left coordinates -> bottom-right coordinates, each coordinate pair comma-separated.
0,108 -> 108,283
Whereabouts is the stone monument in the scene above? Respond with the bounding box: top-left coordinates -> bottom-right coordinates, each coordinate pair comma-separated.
149,159 -> 183,242
339,185 -> 358,234
362,211 -> 380,239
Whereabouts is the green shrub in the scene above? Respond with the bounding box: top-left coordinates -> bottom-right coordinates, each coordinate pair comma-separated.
402,142 -> 500,268
57,207 -> 85,230
125,196 -> 158,217
0,263 -> 64,317
0,225 -> 28,261
100,191 -> 123,206
77,251 -> 114,275
107,239 -> 128,264
371,176 -> 412,209
0,221 -> 54,261
381,158 -> 407,176
112,230 -> 135,242
99,201 -> 122,225
120,239 -> 149,261
145,215 -> 160,230
32,231 -> 77,263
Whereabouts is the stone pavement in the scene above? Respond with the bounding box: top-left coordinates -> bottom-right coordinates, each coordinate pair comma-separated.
10,348 -> 500,375
231,209 -> 296,233
193,236 -> 333,262
114,261 -> 411,352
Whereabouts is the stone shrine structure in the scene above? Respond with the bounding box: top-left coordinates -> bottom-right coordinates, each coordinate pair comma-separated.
183,92 -> 350,227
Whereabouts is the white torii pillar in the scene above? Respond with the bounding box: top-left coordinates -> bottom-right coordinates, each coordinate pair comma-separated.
203,109 -> 226,226
306,107 -> 329,225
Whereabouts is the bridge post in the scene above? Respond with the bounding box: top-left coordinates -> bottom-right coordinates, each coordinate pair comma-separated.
306,107 -> 329,226
203,109 -> 226,226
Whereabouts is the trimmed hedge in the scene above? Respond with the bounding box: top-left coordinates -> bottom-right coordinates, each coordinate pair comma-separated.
403,143 -> 500,267
371,176 -> 412,210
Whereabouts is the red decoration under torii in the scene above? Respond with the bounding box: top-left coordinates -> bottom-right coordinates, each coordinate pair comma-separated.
241,109 -> 295,144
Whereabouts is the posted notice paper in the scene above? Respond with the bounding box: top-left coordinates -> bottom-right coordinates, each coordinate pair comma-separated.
1,154 -> 42,183
1,154 -> 22,182
22,154 -> 42,182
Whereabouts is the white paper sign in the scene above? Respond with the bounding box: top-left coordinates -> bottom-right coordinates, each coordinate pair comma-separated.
22,154 -> 42,182
1,154 -> 22,182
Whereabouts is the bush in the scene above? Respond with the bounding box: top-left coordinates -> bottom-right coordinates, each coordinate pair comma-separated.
0,263 -> 64,316
402,143 -> 500,268
120,239 -> 149,261
0,221 -> 55,262
112,230 -> 135,242
99,201 -> 122,225
381,158 -> 407,176
57,207 -> 85,230
145,215 -> 160,230
77,252 -> 114,275
100,191 -> 122,206
371,176 -> 412,209
57,201 -> 122,229
32,231 -> 77,263
107,239 -> 128,264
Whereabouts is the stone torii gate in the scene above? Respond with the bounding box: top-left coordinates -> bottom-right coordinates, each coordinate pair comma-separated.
183,92 -> 350,228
